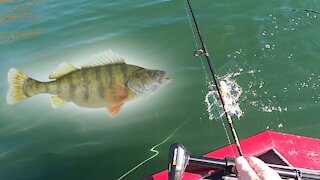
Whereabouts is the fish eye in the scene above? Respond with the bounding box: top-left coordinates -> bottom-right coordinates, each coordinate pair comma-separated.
148,71 -> 155,76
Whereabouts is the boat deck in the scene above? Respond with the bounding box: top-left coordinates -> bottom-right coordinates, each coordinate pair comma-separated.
148,131 -> 320,180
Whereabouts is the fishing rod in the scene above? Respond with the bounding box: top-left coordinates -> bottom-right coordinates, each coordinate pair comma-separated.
169,144 -> 320,180
185,0 -> 243,156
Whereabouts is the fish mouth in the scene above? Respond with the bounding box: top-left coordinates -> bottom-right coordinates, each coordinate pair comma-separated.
156,70 -> 171,84
162,76 -> 172,84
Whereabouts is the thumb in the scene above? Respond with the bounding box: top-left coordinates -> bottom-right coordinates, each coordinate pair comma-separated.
247,156 -> 282,180
235,156 -> 260,180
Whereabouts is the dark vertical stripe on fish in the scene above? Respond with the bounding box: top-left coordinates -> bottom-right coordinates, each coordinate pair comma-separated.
83,70 -> 89,101
35,80 -> 39,90
68,75 -> 75,99
45,82 -> 49,93
107,65 -> 114,87
56,79 -> 61,94
24,91 -> 31,97
120,64 -> 128,81
95,67 -> 105,98
23,88 -> 31,97
22,78 -> 31,97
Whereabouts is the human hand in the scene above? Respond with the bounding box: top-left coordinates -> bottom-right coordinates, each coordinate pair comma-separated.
233,156 -> 282,180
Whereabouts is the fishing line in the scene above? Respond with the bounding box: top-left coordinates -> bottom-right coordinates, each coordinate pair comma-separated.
183,0 -> 209,80
219,116 -> 236,157
184,0 -> 243,156
204,90 -> 236,157
117,122 -> 187,180
183,0 -> 235,157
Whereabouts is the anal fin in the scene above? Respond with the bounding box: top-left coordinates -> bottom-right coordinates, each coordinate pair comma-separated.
51,96 -> 66,108
107,102 -> 124,118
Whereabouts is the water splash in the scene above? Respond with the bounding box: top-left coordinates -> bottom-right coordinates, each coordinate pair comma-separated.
204,74 -> 243,120
205,90 -> 223,120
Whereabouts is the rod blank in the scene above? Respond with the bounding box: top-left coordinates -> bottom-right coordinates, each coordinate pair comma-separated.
185,0 -> 243,156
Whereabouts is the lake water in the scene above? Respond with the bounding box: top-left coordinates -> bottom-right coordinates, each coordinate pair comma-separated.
0,0 -> 319,179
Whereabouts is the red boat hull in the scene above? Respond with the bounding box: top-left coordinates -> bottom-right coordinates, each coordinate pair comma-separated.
148,131 -> 320,180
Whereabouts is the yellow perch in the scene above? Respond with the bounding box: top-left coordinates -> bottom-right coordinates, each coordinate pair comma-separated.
7,50 -> 171,117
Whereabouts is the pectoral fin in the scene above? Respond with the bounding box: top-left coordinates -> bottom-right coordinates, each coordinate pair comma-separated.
108,84 -> 129,104
107,84 -> 129,118
107,102 -> 124,118
51,96 -> 66,108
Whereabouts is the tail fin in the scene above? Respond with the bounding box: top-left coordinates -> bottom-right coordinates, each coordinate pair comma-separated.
7,68 -> 30,105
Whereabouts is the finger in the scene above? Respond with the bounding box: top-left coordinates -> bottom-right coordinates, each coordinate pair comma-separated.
232,165 -> 236,173
247,156 -> 282,180
235,156 -> 260,180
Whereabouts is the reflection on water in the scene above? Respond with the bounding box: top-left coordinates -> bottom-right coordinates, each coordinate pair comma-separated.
10,0 -> 42,11
0,11 -> 28,24
0,30 -> 43,44
0,0 -> 15,3
0,0 -> 44,44
32,51 -> 49,58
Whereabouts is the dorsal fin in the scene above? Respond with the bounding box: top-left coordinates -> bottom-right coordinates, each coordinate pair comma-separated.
82,50 -> 125,68
49,63 -> 78,79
